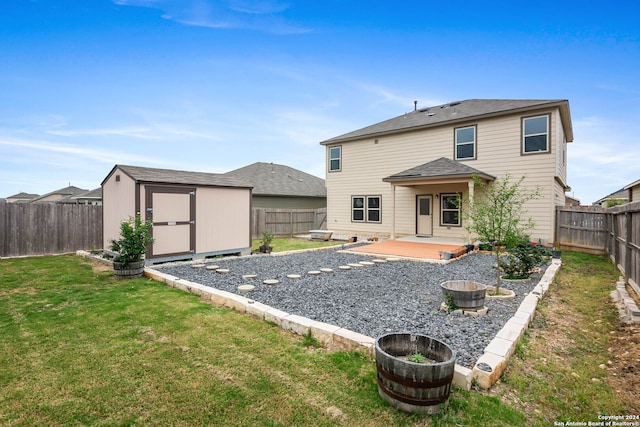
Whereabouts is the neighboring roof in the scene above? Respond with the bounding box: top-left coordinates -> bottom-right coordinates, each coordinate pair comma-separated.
321,99 -> 573,144
594,188 -> 629,204
624,178 -> 640,190
383,157 -> 496,183
102,164 -> 251,189
6,192 -> 40,200
30,185 -> 88,203
224,162 -> 326,198
57,188 -> 103,204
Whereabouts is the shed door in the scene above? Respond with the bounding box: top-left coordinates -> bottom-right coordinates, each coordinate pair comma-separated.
417,195 -> 433,236
145,186 -> 195,259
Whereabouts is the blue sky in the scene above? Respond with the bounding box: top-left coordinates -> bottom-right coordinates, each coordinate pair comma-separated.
1,0 -> 638,204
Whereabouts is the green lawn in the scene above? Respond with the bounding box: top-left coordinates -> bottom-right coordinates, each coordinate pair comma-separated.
0,250 -> 627,426
251,236 -> 343,253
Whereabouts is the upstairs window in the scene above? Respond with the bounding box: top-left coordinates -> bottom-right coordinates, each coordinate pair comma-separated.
455,125 -> 476,160
523,115 -> 550,154
329,146 -> 341,172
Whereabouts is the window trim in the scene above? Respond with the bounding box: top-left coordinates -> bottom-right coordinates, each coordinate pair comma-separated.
351,196 -> 365,222
366,196 -> 381,223
329,145 -> 342,172
522,114 -> 551,155
440,193 -> 461,227
351,195 -> 381,223
454,124 -> 477,160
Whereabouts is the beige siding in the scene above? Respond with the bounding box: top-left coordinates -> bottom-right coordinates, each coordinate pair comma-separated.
630,184 -> 640,203
325,108 -> 566,243
102,169 -> 137,249
195,187 -> 251,253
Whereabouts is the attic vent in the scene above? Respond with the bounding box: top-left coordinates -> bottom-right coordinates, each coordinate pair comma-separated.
115,174 -> 120,182
449,102 -> 461,107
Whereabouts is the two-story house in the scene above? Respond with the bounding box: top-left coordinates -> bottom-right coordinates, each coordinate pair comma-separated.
320,99 -> 573,245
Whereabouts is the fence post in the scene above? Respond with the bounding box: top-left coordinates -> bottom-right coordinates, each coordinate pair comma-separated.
625,211 -> 632,284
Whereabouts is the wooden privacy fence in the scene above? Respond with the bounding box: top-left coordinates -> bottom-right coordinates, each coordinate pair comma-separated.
556,202 -> 640,288
252,207 -> 327,238
555,205 -> 608,254
0,200 -> 102,257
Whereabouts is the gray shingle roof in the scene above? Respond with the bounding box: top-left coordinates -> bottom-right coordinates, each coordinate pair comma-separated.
30,185 -> 88,203
104,165 -> 251,188
224,162 -> 326,198
383,157 -> 496,183
321,99 -> 572,144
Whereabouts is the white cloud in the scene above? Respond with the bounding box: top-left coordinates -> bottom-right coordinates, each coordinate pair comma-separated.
0,137 -> 160,166
567,115 -> 639,203
113,0 -> 310,34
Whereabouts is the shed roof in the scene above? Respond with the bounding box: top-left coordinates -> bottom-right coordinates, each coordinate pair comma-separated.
103,165 -> 251,189
224,162 -> 326,198
383,157 -> 496,183
321,99 -> 573,144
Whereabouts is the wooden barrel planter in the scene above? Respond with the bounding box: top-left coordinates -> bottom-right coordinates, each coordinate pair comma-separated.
375,333 -> 456,414
440,280 -> 487,311
113,260 -> 145,279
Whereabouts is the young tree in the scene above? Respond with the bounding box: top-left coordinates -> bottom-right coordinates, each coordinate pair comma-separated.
464,174 -> 541,293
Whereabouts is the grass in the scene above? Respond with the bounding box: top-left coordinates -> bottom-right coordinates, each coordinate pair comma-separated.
251,236 -> 342,253
0,250 -> 628,425
499,251 -> 626,423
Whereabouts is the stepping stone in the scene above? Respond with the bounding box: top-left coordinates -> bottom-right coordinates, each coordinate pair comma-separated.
308,270 -> 322,275
242,274 -> 257,279
237,284 -> 255,293
320,268 -> 333,273
216,269 -> 230,274
192,264 -> 206,268
338,265 -> 351,270
287,274 -> 301,279
359,261 -> 375,266
206,265 -> 220,270
372,259 -> 387,264
263,279 -> 279,285
348,263 -> 364,268
386,257 -> 401,262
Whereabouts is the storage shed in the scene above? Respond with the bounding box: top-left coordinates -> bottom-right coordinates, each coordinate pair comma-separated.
102,164 -> 253,264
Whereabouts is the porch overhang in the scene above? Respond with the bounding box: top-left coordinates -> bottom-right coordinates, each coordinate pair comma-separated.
382,157 -> 496,186
382,157 -> 495,239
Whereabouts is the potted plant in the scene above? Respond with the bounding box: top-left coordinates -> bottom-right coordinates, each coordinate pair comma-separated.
259,230 -> 274,254
109,215 -> 154,279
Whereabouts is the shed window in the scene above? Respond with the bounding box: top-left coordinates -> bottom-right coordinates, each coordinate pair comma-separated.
455,125 -> 476,160
441,193 -> 461,226
523,115 -> 549,154
329,146 -> 341,172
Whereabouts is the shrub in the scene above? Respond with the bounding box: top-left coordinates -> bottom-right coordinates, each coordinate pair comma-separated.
109,215 -> 154,266
499,241 -> 551,279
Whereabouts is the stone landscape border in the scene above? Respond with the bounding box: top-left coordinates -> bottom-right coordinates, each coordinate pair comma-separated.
143,257 -> 562,391
77,250 -> 562,390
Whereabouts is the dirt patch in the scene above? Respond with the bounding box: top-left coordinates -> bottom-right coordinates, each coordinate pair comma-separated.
82,257 -> 114,275
607,323 -> 640,414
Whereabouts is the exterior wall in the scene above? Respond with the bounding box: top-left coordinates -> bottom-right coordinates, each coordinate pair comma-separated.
102,168 -> 137,249
252,195 -> 326,209
195,187 -> 251,253
630,185 -> 639,203
325,107 -> 567,244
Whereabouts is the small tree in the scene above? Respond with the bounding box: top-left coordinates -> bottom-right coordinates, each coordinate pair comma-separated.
464,174 -> 541,293
109,215 -> 154,266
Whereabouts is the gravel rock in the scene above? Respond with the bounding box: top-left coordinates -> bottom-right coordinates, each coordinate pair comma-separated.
155,247 -> 547,368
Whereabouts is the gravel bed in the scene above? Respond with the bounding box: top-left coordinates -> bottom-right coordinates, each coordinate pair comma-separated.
155,246 -> 547,368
